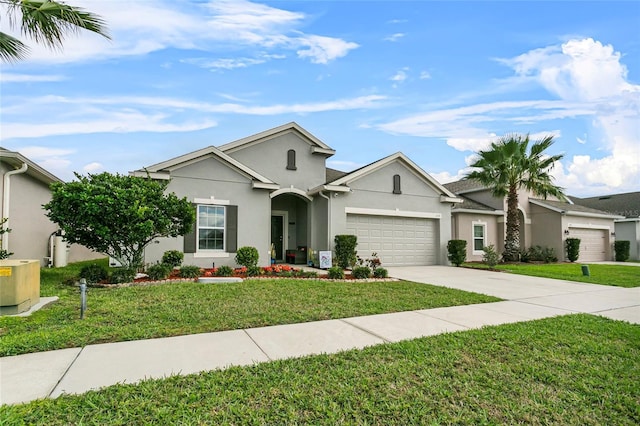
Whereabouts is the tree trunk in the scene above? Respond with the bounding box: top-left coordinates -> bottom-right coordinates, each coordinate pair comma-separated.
504,186 -> 520,261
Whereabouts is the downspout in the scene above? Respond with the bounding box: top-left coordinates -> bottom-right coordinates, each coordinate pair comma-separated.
2,163 -> 28,252
318,191 -> 331,250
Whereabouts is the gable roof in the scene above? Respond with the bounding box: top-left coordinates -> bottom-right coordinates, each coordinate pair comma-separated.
326,167 -> 348,183
0,147 -> 63,185
571,192 -> 640,218
131,145 -> 277,186
218,122 -> 336,157
326,152 -> 460,200
529,198 -> 624,219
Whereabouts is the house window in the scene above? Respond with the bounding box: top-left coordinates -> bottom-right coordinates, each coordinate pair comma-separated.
286,149 -> 297,170
473,223 -> 486,253
198,205 -> 225,250
393,174 -> 401,194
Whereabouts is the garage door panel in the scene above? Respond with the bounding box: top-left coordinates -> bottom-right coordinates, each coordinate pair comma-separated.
347,214 -> 437,266
569,228 -> 608,262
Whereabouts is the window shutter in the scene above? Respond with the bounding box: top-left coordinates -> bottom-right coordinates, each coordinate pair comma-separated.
226,205 -> 238,253
286,149 -> 297,170
184,204 -> 197,253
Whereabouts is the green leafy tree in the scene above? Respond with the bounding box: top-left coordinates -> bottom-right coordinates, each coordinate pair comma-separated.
1,0 -> 110,62
44,172 -> 195,269
466,134 -> 566,261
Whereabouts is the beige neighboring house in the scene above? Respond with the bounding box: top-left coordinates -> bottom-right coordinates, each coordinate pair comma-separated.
572,192 -> 640,261
444,179 -> 624,262
0,148 -> 103,266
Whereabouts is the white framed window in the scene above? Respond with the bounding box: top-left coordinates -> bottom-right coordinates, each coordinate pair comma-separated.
472,222 -> 486,254
198,205 -> 225,251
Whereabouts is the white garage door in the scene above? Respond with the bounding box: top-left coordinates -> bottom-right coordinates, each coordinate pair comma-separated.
569,228 -> 608,262
346,214 -> 437,266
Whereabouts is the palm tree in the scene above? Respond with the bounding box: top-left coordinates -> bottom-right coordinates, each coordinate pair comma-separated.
466,134 -> 566,261
1,0 -> 109,62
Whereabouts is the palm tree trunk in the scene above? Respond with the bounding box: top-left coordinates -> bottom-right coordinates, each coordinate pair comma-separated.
504,186 -> 520,261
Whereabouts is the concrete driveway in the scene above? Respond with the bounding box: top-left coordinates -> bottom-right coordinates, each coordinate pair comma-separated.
386,266 -> 640,324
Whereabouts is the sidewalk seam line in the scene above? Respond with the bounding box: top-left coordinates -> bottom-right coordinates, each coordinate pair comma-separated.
339,319 -> 392,343
242,329 -> 272,361
48,347 -> 84,398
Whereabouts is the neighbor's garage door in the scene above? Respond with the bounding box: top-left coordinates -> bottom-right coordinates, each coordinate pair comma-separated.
346,214 -> 437,266
569,228 -> 608,262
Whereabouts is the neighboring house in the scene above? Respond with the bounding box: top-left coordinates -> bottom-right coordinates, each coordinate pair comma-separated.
0,148 -> 102,266
444,179 -> 624,262
572,192 -> 640,260
132,122 -> 461,268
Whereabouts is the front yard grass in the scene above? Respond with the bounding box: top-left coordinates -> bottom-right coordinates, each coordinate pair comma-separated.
464,262 -> 640,287
3,314 -> 638,424
0,260 -> 499,357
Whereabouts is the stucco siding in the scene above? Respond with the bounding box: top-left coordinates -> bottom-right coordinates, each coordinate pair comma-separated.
145,159 -> 272,268
614,220 -> 639,260
329,161 -> 452,265
225,132 -> 327,191
452,213 -> 500,262
529,203 -> 563,259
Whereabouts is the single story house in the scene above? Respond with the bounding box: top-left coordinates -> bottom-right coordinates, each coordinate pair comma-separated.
132,122 -> 462,268
444,179 -> 624,262
0,148 -> 101,266
572,192 -> 640,260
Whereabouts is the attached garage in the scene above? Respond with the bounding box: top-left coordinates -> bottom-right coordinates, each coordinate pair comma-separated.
346,214 -> 438,266
569,227 -> 609,262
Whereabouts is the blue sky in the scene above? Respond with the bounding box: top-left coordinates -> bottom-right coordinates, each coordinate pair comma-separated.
1,0 -> 639,197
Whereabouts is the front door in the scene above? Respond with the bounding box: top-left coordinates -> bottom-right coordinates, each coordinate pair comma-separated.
271,215 -> 284,261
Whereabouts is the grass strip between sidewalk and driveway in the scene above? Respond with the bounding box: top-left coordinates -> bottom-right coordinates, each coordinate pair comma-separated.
0,260 -> 499,357
2,314 -> 638,424
463,262 -> 640,287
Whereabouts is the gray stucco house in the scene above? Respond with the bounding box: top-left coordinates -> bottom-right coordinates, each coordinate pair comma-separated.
133,122 -> 462,268
0,148 -> 101,266
444,179 -> 624,262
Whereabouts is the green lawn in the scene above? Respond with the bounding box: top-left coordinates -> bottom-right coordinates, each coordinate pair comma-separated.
464,262 -> 640,287
0,260 -> 499,357
3,314 -> 638,425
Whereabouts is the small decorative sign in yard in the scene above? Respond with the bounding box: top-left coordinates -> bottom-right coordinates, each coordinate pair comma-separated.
319,251 -> 332,269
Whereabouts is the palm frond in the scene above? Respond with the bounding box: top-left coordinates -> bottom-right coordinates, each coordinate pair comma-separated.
0,31 -> 29,62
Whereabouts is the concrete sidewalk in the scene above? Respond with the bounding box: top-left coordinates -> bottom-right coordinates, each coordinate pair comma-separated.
2,266 -> 638,406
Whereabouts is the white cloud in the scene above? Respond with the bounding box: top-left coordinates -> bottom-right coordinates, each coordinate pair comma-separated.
0,73 -> 66,83
419,71 -> 431,80
377,38 -> 640,194
390,69 -> 408,82
384,33 -> 405,42
16,146 -> 75,179
83,162 -> 104,173
3,0 -> 358,65
503,38 -> 640,195
1,95 -> 387,140
296,35 -> 359,64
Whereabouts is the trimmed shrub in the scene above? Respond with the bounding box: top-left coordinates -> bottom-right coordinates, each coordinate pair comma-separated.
179,265 -> 202,278
614,240 -> 630,262
565,238 -> 581,262
352,266 -> 371,279
526,245 -> 558,263
447,240 -> 467,266
215,265 -> 234,277
334,235 -> 358,269
146,263 -> 172,280
519,248 -> 531,263
482,245 -> 500,268
327,266 -> 345,279
110,268 -> 136,284
373,267 -> 388,278
235,246 -> 259,268
161,250 -> 183,268
246,266 -> 262,277
79,263 -> 109,284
